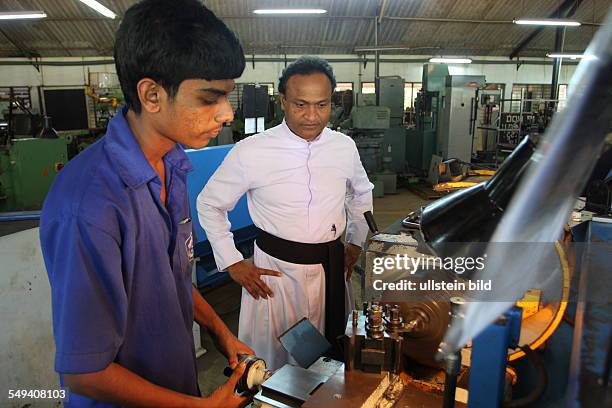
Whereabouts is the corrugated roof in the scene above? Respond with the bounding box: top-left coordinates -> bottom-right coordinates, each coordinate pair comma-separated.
0,0 -> 608,57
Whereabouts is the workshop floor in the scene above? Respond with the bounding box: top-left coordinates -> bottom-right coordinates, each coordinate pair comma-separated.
196,188 -> 431,395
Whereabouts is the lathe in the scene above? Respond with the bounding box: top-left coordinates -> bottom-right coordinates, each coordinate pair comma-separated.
236,135 -> 574,408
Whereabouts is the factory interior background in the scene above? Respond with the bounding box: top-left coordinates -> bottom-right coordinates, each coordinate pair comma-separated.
0,0 -> 611,407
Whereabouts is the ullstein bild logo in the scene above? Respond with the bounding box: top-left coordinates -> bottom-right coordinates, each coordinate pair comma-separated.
371,278 -> 492,292
371,254 -> 487,275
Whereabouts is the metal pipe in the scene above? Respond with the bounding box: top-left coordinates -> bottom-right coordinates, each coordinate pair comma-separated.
550,27 -> 566,100
441,297 -> 465,408
443,352 -> 461,408
216,15 -> 603,27
374,15 -> 380,105
0,57 -> 580,67
0,211 -> 41,222
378,0 -> 388,24
393,336 -> 403,374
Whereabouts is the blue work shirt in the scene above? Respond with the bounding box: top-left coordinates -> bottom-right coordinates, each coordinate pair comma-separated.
40,107 -> 198,407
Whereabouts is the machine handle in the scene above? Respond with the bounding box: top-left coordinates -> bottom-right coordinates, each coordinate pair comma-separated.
364,211 -> 379,234
223,366 -> 234,378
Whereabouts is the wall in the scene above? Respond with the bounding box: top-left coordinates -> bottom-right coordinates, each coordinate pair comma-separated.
0,59 -> 116,115
238,55 -> 578,101
0,228 -> 60,406
0,55 -> 577,113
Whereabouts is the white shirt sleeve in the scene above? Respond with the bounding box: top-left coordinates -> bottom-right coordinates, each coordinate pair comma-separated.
196,146 -> 249,271
345,145 -> 374,248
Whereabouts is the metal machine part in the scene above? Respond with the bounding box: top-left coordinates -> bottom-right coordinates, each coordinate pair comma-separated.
366,304 -> 385,340
441,297 -> 465,408
420,134 -> 538,259
255,357 -> 344,407
345,303 -> 396,374
567,220 -> 612,407
466,308 -> 523,407
346,301 -> 443,374
364,223 -> 570,368
223,354 -> 271,394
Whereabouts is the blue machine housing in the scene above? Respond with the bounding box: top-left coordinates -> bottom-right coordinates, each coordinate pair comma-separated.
185,145 -> 256,288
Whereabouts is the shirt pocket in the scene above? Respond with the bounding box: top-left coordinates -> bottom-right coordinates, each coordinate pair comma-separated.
176,220 -> 195,280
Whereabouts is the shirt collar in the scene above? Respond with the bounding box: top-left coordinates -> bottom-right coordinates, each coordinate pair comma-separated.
104,106 -> 193,189
281,119 -> 326,143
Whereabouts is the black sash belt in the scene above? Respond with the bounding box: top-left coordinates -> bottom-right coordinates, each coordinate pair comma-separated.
255,228 -> 345,359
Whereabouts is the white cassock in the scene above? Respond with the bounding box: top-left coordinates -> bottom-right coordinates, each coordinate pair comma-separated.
197,120 -> 373,370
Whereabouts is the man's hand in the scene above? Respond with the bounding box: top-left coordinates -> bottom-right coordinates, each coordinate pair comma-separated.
344,243 -> 362,282
205,361 -> 250,408
218,333 -> 256,368
227,260 -> 281,299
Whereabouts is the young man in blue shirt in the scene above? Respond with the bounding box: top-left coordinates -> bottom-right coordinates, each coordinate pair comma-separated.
40,1 -> 253,406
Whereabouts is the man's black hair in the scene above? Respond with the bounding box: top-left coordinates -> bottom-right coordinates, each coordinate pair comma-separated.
114,0 -> 245,113
278,56 -> 336,94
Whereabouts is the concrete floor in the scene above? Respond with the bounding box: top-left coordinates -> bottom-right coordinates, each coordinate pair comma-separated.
196,188 -> 432,395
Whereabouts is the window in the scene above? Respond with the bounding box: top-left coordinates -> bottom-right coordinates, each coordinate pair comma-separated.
510,84 -> 553,112
510,83 -> 567,112
335,82 -> 353,92
404,82 -> 422,110
361,82 -> 376,94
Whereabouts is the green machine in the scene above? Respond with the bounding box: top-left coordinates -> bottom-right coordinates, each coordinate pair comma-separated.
0,138 -> 68,212
407,64 -> 485,173
406,64 -> 449,172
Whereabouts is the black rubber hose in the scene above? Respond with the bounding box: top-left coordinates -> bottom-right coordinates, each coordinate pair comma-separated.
503,345 -> 549,408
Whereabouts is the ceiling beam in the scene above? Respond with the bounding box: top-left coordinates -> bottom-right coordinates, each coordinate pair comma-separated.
37,15 -> 602,26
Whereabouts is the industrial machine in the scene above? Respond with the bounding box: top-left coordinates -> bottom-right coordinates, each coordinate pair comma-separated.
342,106 -> 396,197
406,64 -> 485,173
406,64 -> 448,172
184,145 -> 256,288
472,89 -> 502,164
244,134 -> 587,407
379,76 -> 408,174
0,117 -> 68,212
339,76 -> 408,195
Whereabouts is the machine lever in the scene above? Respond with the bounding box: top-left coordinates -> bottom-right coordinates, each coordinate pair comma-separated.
363,211 -> 379,234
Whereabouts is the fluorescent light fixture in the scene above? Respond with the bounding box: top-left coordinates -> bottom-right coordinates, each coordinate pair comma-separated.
0,11 -> 47,20
514,18 -> 581,26
253,9 -> 327,15
547,53 -> 594,60
354,45 -> 441,52
78,0 -> 117,19
429,57 -> 472,64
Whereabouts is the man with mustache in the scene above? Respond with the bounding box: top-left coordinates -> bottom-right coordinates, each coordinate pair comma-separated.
40,1 -> 252,406
198,56 -> 374,369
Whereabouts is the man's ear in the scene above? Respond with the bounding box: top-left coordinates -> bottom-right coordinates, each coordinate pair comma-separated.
136,78 -> 165,113
279,93 -> 286,112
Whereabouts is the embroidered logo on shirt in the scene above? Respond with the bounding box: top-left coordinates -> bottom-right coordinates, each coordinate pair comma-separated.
185,233 -> 194,263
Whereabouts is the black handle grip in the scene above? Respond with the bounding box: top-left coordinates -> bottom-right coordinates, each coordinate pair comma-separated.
363,211 -> 379,234
223,366 -> 234,377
